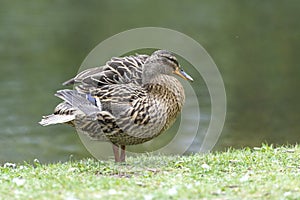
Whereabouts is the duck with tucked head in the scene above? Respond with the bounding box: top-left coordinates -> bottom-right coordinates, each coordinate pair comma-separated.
39,50 -> 193,162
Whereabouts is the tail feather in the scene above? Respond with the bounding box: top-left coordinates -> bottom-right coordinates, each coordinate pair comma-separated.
39,89 -> 102,126
39,102 -> 76,126
39,114 -> 75,126
55,89 -> 101,114
55,89 -> 85,106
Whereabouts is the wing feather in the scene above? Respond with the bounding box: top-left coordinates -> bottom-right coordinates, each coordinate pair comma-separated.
63,54 -> 148,87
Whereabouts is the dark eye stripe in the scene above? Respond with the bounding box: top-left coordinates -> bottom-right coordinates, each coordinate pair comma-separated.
162,56 -> 179,66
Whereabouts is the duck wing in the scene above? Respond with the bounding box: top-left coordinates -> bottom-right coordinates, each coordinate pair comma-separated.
63,54 -> 148,87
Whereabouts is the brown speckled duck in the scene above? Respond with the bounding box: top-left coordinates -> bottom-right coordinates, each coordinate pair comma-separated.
39,50 -> 193,162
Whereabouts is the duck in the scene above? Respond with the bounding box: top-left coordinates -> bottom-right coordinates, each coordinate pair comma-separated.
39,50 -> 193,162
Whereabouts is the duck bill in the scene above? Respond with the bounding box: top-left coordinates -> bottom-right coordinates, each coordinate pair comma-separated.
173,68 -> 194,82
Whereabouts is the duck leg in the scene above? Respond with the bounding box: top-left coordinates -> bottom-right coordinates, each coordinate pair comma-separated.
112,144 -> 126,162
112,144 -> 120,162
120,145 -> 126,162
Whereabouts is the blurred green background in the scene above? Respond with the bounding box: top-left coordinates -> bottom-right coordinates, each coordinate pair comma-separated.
0,1 -> 299,163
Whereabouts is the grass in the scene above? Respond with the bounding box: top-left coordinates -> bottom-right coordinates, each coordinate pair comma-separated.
0,144 -> 299,200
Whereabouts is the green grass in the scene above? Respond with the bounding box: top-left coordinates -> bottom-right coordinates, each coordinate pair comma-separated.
1,144 -> 300,199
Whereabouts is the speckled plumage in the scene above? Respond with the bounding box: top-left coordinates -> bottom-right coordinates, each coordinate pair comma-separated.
39,50 -> 193,162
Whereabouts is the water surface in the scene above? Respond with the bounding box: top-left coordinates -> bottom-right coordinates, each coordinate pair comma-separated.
0,1 -> 299,163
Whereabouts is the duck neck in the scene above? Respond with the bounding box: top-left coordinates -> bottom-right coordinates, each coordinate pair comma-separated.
142,68 -> 158,85
143,74 -> 185,133
143,74 -> 185,107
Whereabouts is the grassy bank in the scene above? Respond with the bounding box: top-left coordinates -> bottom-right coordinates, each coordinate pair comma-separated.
1,144 -> 299,199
